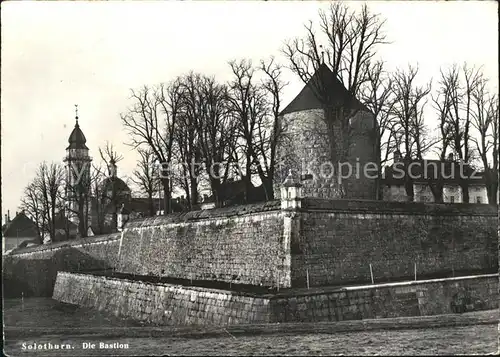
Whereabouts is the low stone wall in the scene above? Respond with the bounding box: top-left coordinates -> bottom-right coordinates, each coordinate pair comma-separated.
53,272 -> 271,326
3,233 -> 121,297
53,272 -> 498,326
271,274 -> 498,323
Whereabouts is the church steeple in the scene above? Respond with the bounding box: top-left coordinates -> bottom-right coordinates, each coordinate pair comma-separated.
67,104 -> 88,150
63,105 -> 92,238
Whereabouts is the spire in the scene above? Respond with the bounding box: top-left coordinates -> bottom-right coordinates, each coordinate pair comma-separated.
67,104 -> 88,150
319,44 -> 325,64
74,104 -> 79,125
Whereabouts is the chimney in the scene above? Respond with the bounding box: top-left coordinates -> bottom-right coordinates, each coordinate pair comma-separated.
447,153 -> 454,161
4,214 -> 7,225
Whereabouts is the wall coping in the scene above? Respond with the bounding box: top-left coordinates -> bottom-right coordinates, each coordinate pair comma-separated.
56,271 -> 270,299
271,273 -> 499,298
56,271 -> 498,300
7,198 -> 495,256
125,200 -> 281,229
302,198 -> 498,216
6,233 -> 122,257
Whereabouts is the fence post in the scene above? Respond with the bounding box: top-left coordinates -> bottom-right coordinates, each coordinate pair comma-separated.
414,262 -> 417,281
306,268 -> 310,290
369,264 -> 374,285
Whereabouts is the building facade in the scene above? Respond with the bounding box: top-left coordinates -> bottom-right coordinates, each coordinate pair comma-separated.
381,152 -> 495,204
2,211 -> 39,253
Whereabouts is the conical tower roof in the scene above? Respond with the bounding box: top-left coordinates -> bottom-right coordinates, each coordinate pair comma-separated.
280,63 -> 369,116
66,120 -> 88,150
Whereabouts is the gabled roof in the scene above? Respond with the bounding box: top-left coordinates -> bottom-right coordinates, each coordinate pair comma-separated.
2,211 -> 39,238
53,211 -> 78,230
280,63 -> 369,116
67,121 -> 89,150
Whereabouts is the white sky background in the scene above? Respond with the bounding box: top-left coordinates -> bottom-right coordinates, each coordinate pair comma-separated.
1,1 -> 498,219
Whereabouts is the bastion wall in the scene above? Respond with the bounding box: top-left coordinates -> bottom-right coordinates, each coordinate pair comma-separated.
4,198 -> 497,297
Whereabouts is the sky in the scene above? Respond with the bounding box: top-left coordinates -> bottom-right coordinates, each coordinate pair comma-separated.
1,1 -> 498,221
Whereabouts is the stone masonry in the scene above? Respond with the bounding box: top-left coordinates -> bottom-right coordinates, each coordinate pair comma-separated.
53,272 -> 272,326
53,271 -> 498,326
273,109 -> 377,200
294,198 -> 497,287
5,195 -> 497,295
3,233 -> 121,297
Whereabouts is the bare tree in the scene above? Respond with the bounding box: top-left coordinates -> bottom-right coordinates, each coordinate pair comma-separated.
438,63 -> 483,202
99,142 -> 124,176
257,57 -> 289,200
179,73 -> 237,207
471,77 -> 499,204
121,80 -> 182,214
227,59 -> 269,202
389,65 -> 432,201
359,60 -> 397,199
429,76 -> 455,202
88,163 -> 108,235
19,182 -> 44,243
282,2 -> 388,196
172,109 -> 202,210
131,147 -> 159,216
98,142 -> 126,231
20,162 -> 65,243
38,162 -> 65,240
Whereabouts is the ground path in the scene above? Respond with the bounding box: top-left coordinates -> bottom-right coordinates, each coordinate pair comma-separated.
4,298 -> 498,356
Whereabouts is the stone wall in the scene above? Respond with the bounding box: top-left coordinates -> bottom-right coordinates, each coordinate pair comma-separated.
53,272 -> 272,326
3,233 -> 121,297
270,274 -> 498,323
273,109 -> 377,200
53,271 -> 498,326
5,196 -> 497,298
291,199 -> 498,287
116,201 -> 289,288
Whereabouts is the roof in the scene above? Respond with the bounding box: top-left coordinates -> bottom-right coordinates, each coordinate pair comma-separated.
202,179 -> 267,205
123,197 -> 185,214
66,120 -> 89,150
53,211 -> 78,230
382,159 -> 487,185
280,63 -> 369,116
101,176 -> 131,196
2,211 -> 39,238
126,197 -> 153,213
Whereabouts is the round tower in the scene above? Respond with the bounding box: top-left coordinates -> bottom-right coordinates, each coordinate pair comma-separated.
273,64 -> 378,200
63,107 -> 92,236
